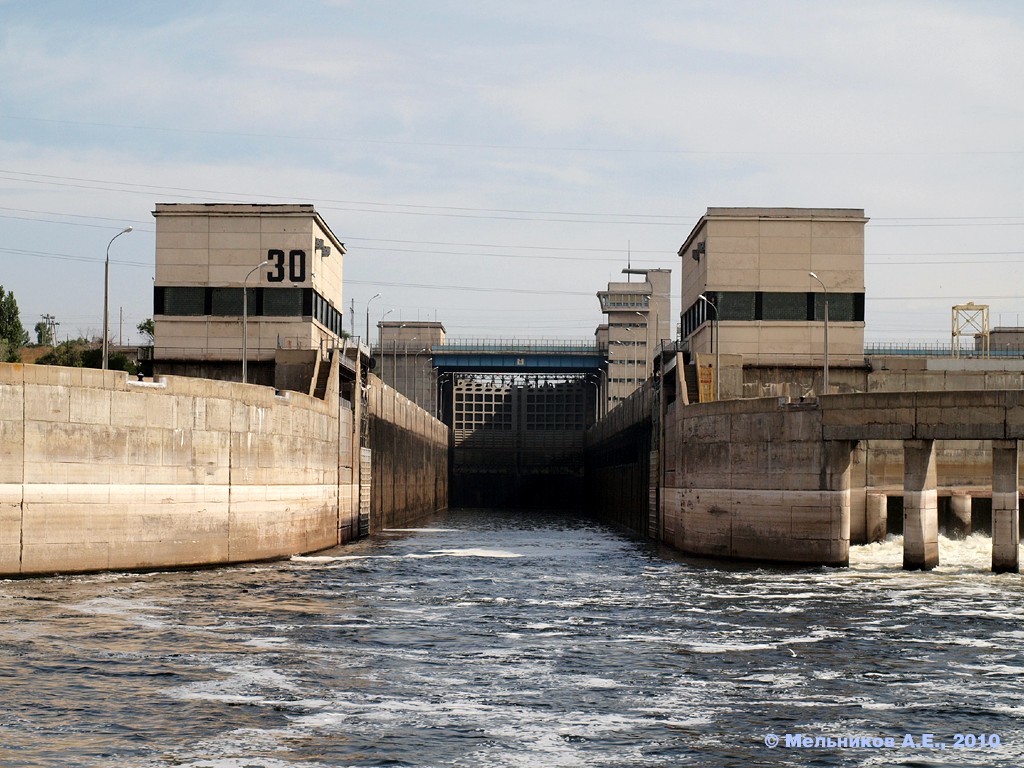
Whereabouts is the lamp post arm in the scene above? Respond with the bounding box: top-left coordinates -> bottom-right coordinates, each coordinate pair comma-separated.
242,259 -> 271,384
102,226 -> 133,370
698,294 -> 720,400
365,293 -> 381,346
808,272 -> 829,394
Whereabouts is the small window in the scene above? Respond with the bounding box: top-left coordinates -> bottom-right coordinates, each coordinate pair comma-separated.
264,288 -> 304,316
211,288 -> 250,316
816,292 -> 857,322
762,292 -> 808,321
163,287 -> 206,316
713,291 -> 756,321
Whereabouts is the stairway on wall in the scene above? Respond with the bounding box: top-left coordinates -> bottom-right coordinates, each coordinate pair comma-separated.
683,364 -> 700,404
312,358 -> 332,399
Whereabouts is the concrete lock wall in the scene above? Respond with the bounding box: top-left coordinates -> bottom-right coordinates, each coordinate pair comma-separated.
365,375 -> 449,533
0,361 -> 355,576
586,382 -> 855,566
585,380 -> 655,536
661,398 -> 853,565
0,360 -> 447,577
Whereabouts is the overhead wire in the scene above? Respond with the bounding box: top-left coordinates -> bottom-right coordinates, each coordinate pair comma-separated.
3,113 -> 1023,156
2,169 -> 1023,226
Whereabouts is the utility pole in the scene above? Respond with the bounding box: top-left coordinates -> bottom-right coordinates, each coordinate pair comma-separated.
40,314 -> 57,346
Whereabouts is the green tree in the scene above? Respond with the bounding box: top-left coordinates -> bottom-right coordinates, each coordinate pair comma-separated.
136,317 -> 155,343
36,338 -> 137,374
34,320 -> 55,346
0,286 -> 29,362
36,339 -> 91,367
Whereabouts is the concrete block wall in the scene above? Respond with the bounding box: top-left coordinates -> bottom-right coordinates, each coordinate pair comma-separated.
0,362 -> 354,576
366,376 -> 449,532
584,381 -> 654,535
661,398 -> 852,565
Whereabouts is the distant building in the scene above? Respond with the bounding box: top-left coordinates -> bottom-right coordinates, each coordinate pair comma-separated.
597,268 -> 672,409
152,203 -> 347,386
375,321 -> 446,414
986,327 -> 1024,354
678,207 -> 867,396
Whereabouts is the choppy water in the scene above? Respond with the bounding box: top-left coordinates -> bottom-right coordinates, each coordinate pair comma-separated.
1,509 -> 1023,767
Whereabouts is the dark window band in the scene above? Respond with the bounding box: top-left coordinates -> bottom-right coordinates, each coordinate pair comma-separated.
681,290 -> 864,338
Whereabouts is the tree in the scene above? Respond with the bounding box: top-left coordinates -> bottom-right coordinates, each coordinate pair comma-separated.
36,338 -> 137,374
0,286 -> 28,362
136,317 -> 155,343
36,339 -> 91,368
34,320 -> 55,346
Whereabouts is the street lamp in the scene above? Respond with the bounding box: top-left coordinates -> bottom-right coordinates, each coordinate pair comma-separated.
698,294 -> 720,401
102,226 -> 133,369
365,293 -> 381,345
242,259 -> 271,384
809,271 -> 829,394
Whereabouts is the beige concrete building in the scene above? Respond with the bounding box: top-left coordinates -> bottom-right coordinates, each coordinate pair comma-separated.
597,268 -> 672,409
678,207 -> 867,395
152,203 -> 347,385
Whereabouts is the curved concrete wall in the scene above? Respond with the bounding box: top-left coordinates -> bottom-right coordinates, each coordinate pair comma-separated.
0,363 -> 352,576
661,397 -> 854,565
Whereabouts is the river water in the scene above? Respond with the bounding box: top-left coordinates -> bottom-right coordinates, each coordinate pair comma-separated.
1,508 -> 1022,768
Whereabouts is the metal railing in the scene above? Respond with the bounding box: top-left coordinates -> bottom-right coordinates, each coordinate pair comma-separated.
864,342 -> 1024,358
154,336 -> 341,361
435,338 -> 600,354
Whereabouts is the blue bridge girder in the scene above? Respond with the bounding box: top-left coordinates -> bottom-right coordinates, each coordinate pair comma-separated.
430,339 -> 606,375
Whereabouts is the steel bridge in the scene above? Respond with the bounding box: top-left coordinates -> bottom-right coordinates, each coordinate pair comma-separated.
431,338 -> 605,375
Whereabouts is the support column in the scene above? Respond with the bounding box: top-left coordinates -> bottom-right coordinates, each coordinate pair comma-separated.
866,492 -> 887,543
823,440 -> 854,566
991,440 -> 1020,574
903,439 -> 938,570
949,493 -> 972,538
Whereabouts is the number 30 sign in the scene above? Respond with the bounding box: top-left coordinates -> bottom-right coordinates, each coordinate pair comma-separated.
266,249 -> 308,283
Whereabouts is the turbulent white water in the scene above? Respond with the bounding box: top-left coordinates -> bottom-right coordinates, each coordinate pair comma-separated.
1,511 -> 1022,767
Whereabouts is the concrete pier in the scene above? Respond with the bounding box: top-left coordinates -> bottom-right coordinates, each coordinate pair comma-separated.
865,492 -> 887,543
903,439 -> 939,570
991,440 -> 1020,574
949,493 -> 972,537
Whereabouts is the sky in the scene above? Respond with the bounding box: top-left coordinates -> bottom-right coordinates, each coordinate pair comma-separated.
1,0 -> 1022,347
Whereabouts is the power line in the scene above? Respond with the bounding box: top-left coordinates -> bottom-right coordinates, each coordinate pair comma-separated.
344,236 -> 664,255
2,169 -> 1022,227
355,245 -> 674,264
0,247 -> 150,267
6,113 -> 1022,156
344,278 -> 595,297
0,169 -> 692,223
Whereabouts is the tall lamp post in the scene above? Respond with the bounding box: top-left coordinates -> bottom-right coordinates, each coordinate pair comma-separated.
102,226 -> 133,369
809,271 -> 829,394
242,259 -> 270,384
698,294 -> 719,401
365,293 -> 381,346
